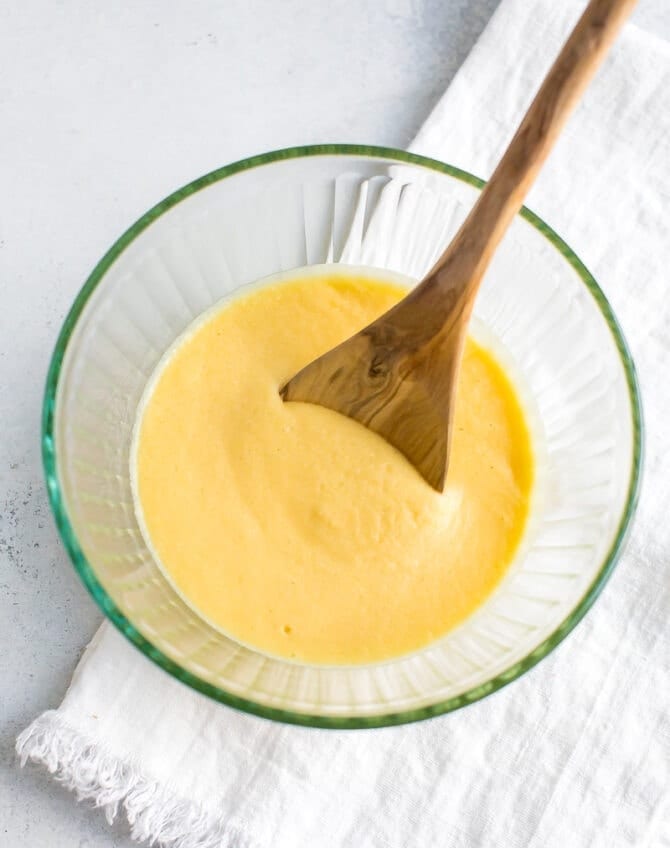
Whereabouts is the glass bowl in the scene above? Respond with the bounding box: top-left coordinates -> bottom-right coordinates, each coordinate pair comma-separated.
44,145 -> 642,728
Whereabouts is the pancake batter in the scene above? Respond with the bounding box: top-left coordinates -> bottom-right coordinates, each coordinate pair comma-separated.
133,269 -> 533,664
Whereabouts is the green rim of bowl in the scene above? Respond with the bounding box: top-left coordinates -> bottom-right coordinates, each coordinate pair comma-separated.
42,144 -> 643,729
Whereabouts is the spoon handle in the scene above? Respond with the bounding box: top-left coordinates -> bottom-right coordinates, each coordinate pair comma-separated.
427,0 -> 637,302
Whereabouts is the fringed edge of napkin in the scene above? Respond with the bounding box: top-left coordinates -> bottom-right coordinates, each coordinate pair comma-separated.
16,711 -> 258,848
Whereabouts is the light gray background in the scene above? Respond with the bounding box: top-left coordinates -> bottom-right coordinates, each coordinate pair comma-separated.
1,1 -> 668,846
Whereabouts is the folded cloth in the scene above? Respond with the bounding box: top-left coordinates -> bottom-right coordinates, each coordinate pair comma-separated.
18,1 -> 670,846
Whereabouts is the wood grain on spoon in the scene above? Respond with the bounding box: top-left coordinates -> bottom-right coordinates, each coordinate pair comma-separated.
281,0 -> 637,491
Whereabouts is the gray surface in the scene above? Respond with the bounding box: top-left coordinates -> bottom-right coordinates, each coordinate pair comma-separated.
1,1 -> 667,845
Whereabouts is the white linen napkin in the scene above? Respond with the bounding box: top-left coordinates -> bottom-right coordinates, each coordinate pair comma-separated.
18,1 -> 670,846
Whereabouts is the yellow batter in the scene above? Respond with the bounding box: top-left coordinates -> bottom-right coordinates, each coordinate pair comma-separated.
134,270 -> 533,664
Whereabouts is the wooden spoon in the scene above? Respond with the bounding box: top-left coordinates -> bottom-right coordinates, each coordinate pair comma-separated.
281,0 -> 636,491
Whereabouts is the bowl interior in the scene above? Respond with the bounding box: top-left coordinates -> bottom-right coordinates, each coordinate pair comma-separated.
46,147 -> 640,727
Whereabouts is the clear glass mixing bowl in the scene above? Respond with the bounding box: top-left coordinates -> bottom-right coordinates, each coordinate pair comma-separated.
43,146 -> 642,727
